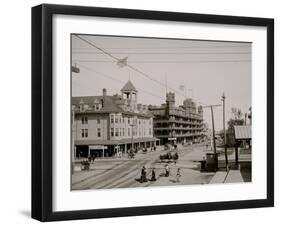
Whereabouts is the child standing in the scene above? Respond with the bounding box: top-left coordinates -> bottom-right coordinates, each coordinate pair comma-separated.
175,168 -> 181,183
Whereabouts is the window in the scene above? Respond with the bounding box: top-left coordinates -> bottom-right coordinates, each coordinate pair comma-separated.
97,128 -> 101,137
128,128 -> 130,136
97,118 -> 100,124
110,115 -> 114,124
128,118 -> 131,124
81,129 -> 88,138
81,116 -> 88,124
115,116 -> 118,123
123,128 -> 125,136
111,128 -> 114,137
149,128 -> 152,136
115,128 -> 119,137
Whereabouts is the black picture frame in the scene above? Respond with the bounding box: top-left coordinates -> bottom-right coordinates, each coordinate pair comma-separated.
32,4 -> 274,222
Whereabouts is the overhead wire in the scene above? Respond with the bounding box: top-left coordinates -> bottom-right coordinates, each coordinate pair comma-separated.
74,35 -> 188,99
77,64 -> 166,101
72,59 -> 250,64
72,44 -> 250,50
72,51 -> 251,55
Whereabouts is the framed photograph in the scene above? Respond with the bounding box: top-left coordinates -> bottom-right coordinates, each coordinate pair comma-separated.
32,4 -> 274,221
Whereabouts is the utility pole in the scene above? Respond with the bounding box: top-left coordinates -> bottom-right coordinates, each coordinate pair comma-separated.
202,104 -> 221,154
210,106 -> 217,154
222,93 -> 228,170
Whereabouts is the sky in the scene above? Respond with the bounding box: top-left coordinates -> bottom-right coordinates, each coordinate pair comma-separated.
71,34 -> 252,131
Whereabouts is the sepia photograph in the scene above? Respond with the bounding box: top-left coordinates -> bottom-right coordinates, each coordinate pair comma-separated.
71,34 -> 252,190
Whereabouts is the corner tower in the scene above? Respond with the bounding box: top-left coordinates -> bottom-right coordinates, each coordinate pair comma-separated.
121,80 -> 138,112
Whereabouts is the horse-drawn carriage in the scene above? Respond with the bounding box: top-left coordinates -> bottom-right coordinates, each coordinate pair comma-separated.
159,151 -> 179,161
80,160 -> 90,170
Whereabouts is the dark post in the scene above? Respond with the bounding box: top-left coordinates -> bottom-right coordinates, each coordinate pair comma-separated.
235,144 -> 239,166
211,106 -> 217,154
130,124 -> 134,151
222,92 -> 228,170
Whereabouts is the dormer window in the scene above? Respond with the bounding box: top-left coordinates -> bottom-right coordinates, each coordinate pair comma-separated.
79,99 -> 85,112
93,99 -> 101,111
95,104 -> 99,110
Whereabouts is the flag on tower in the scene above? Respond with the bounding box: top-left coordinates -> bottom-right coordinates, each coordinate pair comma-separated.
117,57 -> 128,68
179,85 -> 185,92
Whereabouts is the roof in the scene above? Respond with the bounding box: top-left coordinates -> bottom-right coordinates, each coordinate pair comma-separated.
72,95 -> 124,113
121,80 -> 137,92
234,125 -> 251,140
72,95 -> 152,118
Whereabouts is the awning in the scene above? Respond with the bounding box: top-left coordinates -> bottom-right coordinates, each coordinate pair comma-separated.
75,137 -> 159,146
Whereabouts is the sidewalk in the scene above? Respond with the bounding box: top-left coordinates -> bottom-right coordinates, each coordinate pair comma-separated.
209,171 -> 228,184
209,169 -> 244,184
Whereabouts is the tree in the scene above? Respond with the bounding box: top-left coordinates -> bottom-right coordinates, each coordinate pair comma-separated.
226,108 -> 245,147
231,107 -> 243,120
227,118 -> 244,133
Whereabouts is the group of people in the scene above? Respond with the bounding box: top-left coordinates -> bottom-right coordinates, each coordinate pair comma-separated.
140,166 -> 156,183
139,165 -> 181,183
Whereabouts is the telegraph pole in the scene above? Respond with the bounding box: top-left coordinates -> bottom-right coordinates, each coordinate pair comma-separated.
202,104 -> 221,154
222,93 -> 228,170
210,106 -> 217,154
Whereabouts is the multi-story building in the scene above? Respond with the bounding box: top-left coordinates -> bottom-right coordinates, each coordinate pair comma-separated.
72,80 -> 159,158
149,92 -> 204,145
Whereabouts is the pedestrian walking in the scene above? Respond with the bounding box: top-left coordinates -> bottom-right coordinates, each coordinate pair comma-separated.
175,168 -> 181,182
165,164 -> 170,177
151,167 -> 156,181
140,166 -> 147,183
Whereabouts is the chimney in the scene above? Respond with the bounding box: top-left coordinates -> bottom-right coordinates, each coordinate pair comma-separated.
102,88 -> 107,107
103,88 -> 107,97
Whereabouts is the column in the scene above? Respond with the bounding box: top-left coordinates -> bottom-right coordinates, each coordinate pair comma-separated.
74,146 -> 77,159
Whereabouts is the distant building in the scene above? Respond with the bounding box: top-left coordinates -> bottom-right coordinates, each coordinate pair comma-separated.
149,92 -> 204,145
72,80 -> 158,158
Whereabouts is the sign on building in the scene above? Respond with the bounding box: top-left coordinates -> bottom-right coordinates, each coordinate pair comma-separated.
89,145 -> 108,150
